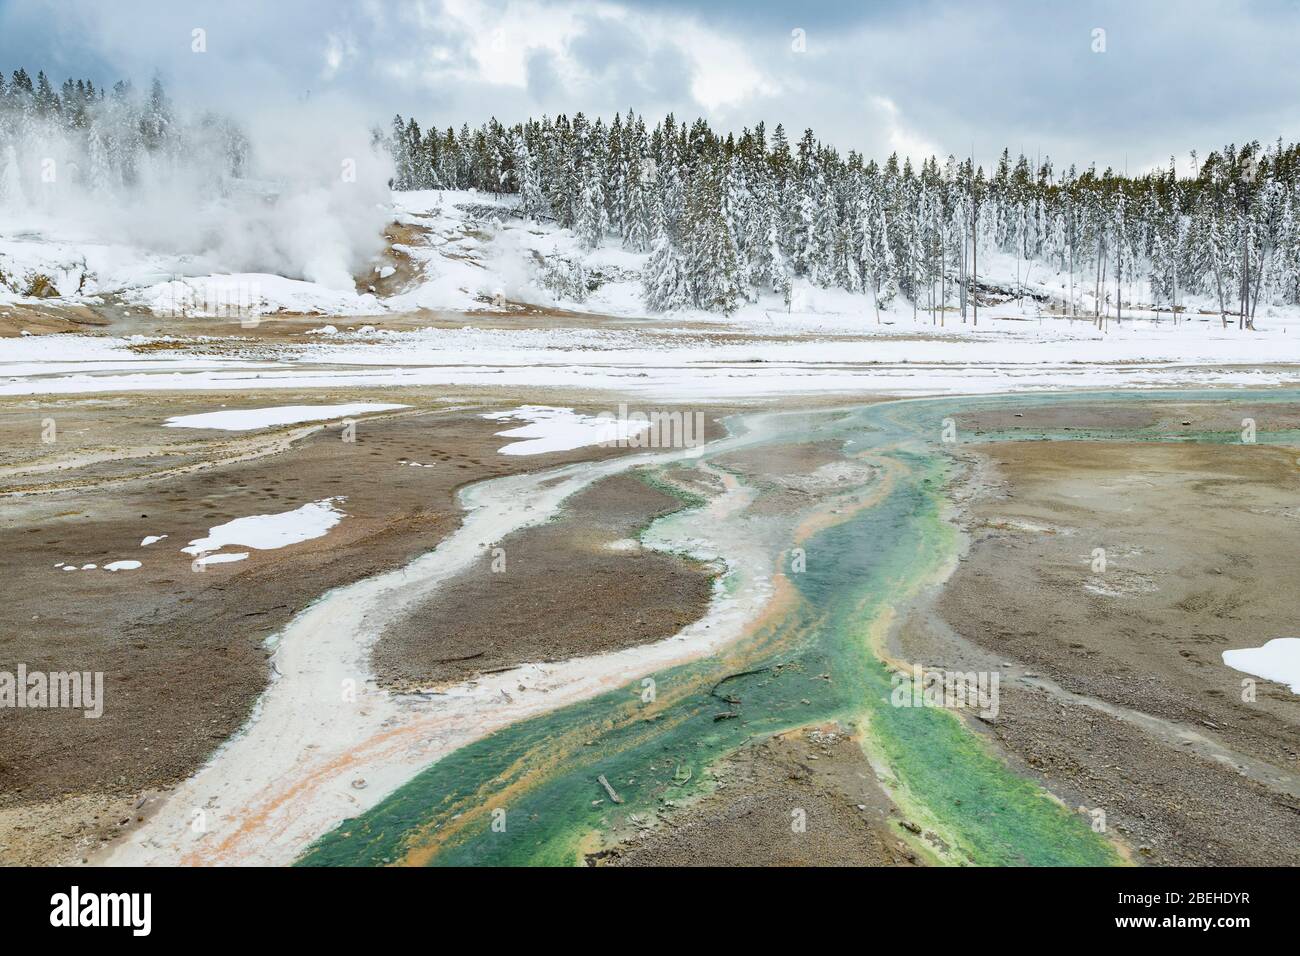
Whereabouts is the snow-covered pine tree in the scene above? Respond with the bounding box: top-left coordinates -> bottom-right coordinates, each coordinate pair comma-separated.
521,144 -> 547,221
574,125 -> 610,250
682,162 -> 743,312
642,197 -> 690,312
623,156 -> 651,252
389,115 -> 411,189
744,171 -> 788,296
720,155 -> 752,293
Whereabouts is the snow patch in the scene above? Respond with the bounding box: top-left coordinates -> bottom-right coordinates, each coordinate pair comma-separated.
193,552 -> 250,568
181,498 -> 346,556
130,274 -> 382,317
483,405 -> 650,455
1222,638 -> 1300,694
163,403 -> 407,431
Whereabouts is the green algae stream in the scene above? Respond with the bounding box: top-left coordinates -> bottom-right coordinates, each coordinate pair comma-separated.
297,389 -> 1300,867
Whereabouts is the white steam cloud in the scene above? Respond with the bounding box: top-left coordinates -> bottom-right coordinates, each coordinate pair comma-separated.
0,80 -> 394,293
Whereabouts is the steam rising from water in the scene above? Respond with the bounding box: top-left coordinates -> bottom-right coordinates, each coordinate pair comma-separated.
0,90 -> 394,290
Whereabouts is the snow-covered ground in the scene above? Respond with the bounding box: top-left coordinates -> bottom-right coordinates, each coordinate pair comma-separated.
1222,638 -> 1300,695
0,219 -> 184,301
0,188 -> 537,315
484,405 -> 652,455
163,403 -> 407,431
181,498 -> 346,560
1,310 -> 1296,400
378,189 -> 650,316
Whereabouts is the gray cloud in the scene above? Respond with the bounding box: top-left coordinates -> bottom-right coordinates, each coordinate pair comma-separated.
2,0 -> 1297,173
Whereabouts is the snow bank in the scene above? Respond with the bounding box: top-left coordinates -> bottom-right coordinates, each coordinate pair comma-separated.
378,190 -> 1300,330
130,274 -> 383,318
484,405 -> 651,455
1222,638 -> 1300,694
54,559 -> 141,572
181,498 -> 346,556
164,403 -> 407,431
0,227 -> 180,302
193,553 -> 249,568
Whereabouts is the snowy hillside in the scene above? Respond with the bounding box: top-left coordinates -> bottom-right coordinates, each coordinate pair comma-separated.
5,195 -> 1298,398
375,188 -> 1300,334
7,183 -> 1296,338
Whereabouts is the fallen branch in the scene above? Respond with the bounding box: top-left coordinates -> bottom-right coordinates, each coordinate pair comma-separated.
597,774 -> 623,804
708,666 -> 772,703
430,651 -> 486,664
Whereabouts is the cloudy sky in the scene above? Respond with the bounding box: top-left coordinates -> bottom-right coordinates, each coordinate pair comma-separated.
2,0 -> 1296,174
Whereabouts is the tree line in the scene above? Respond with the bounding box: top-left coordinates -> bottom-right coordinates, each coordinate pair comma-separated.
386,110 -> 1300,324
2,63 -> 1292,326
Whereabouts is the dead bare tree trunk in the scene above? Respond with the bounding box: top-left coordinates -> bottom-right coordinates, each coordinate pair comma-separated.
971,201 -> 978,327
1094,234 -> 1103,322
1211,247 -> 1228,328
940,233 -> 947,327
1171,260 -> 1178,325
959,218 -> 968,321
1250,249 -> 1265,330
1099,253 -> 1108,332
1240,213 -> 1249,331
1115,243 -> 1122,324
1068,238 -> 1075,318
